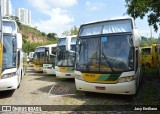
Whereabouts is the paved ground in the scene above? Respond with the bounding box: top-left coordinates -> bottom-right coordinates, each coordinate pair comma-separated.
0,67 -> 160,113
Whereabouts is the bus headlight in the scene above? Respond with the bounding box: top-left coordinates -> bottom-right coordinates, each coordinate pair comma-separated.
74,71 -> 84,80
75,74 -> 84,80
2,72 -> 17,79
118,76 -> 135,83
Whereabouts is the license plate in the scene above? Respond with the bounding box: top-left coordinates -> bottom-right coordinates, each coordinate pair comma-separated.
95,86 -> 106,90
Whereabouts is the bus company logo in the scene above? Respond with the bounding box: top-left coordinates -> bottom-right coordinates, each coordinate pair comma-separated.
2,106 -> 12,111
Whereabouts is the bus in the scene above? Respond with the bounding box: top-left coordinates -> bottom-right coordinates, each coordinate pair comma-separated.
71,17 -> 142,95
43,44 -> 57,75
28,51 -> 35,64
156,41 -> 160,76
0,18 -> 24,91
55,35 -> 77,78
23,52 -> 28,75
141,44 -> 157,68
33,46 -> 46,72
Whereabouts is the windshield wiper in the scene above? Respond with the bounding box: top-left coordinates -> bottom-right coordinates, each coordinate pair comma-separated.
101,52 -> 115,73
86,52 -> 99,71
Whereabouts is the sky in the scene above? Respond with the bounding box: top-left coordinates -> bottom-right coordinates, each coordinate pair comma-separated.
12,0 -> 159,37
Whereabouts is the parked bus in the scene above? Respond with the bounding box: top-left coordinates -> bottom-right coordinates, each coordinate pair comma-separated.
28,52 -> 35,64
23,52 -> 28,75
70,17 -> 141,95
33,46 -> 46,72
156,41 -> 160,76
55,35 -> 77,78
141,44 -> 157,68
43,44 -> 57,75
0,17 -> 24,91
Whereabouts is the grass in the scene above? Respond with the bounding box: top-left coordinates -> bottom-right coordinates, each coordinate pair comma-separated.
137,67 -> 160,105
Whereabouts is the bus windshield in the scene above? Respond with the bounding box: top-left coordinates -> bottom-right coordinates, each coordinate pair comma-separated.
56,45 -> 75,67
44,47 -> 56,65
142,48 -> 151,55
76,34 -> 134,73
2,35 -> 16,71
34,47 -> 45,64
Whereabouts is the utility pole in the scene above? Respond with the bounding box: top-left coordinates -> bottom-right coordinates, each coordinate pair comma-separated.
150,26 -> 152,38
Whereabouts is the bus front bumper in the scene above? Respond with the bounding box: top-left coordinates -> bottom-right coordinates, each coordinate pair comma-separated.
33,66 -> 43,72
56,71 -> 75,78
75,79 -> 136,95
0,76 -> 18,91
43,68 -> 56,75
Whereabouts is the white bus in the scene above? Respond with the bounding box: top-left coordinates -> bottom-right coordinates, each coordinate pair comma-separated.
55,35 -> 77,78
28,51 -> 35,64
0,18 -> 24,91
71,17 -> 142,95
43,44 -> 57,75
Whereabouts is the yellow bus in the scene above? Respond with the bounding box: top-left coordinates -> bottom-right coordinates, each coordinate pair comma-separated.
141,44 -> 157,68
33,46 -> 46,72
55,35 -> 77,78
71,17 -> 142,95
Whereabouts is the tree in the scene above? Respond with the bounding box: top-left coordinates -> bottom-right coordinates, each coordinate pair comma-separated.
70,25 -> 79,35
47,33 -> 57,39
62,25 -> 79,36
62,31 -> 70,36
41,32 -> 46,36
125,0 -> 160,32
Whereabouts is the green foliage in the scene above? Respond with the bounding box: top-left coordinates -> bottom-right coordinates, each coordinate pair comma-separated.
41,32 -> 46,37
140,37 -> 157,47
125,0 -> 160,32
62,31 -> 70,36
70,25 -> 79,35
47,33 -> 57,40
62,25 -> 79,36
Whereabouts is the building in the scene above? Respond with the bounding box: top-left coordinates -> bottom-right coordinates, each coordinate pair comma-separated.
1,0 -> 12,17
16,8 -> 31,26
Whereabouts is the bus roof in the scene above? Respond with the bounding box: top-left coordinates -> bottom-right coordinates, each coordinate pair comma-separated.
80,16 -> 135,28
36,44 -> 57,49
2,19 -> 19,33
57,35 -> 77,39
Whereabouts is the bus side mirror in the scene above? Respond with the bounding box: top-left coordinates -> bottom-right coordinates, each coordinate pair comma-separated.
66,36 -> 71,51
132,29 -> 140,47
16,33 -> 22,49
66,36 -> 75,53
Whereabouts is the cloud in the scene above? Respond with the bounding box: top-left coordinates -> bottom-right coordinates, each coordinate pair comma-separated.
86,1 -> 106,11
27,0 -> 77,13
27,0 -> 77,35
33,8 -> 74,35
